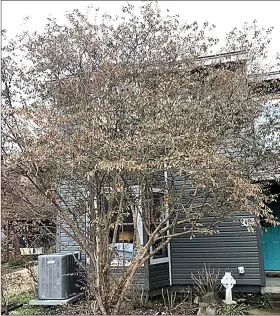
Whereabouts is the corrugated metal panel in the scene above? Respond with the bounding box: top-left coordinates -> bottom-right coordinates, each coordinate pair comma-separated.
149,263 -> 170,290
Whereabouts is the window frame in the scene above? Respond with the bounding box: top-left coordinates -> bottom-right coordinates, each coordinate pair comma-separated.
110,186 -> 143,267
149,188 -> 170,265
85,186 -> 171,267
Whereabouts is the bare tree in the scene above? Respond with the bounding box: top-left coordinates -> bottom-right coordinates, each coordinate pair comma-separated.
1,2 -> 279,314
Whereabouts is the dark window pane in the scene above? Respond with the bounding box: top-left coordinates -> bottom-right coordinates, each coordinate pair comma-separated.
151,192 -> 168,259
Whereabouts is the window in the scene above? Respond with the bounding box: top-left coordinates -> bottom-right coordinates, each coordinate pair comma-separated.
109,206 -> 137,266
150,191 -> 169,264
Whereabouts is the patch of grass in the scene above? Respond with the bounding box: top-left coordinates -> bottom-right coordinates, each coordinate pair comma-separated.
9,291 -> 34,305
1,291 -> 34,309
222,303 -> 248,315
11,305 -> 46,315
2,291 -> 56,315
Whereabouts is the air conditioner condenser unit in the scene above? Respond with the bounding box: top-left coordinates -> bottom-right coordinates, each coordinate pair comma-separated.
38,253 -> 79,300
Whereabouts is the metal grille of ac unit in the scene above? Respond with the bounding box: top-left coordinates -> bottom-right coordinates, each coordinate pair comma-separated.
38,253 -> 78,300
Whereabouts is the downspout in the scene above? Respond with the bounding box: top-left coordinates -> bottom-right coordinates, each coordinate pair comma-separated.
164,160 -> 173,286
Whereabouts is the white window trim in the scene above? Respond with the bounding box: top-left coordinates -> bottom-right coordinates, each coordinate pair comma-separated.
131,185 -> 170,265
150,253 -> 170,264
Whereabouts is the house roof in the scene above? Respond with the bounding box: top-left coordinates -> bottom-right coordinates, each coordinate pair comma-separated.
251,169 -> 280,182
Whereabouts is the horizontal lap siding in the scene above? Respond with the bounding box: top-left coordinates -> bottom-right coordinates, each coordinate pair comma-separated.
168,172 -> 262,287
149,263 -> 170,290
112,266 -> 148,290
58,215 -> 87,263
57,183 -> 88,263
171,217 -> 262,286
59,220 -> 148,287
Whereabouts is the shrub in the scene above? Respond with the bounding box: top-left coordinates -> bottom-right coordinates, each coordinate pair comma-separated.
191,263 -> 222,296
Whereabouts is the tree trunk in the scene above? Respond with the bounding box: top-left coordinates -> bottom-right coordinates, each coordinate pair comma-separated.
112,250 -> 148,314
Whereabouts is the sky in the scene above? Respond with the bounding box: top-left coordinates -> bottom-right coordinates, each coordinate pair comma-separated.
2,0 -> 280,65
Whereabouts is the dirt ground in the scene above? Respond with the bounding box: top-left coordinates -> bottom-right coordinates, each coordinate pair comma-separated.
1,266 -> 38,297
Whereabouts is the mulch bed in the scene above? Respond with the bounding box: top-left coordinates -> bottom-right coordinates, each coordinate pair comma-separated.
234,292 -> 271,309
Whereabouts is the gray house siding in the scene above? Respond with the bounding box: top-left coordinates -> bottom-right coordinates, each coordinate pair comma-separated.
256,223 -> 266,287
149,263 -> 170,291
57,181 -> 88,263
142,213 -> 170,292
56,212 -> 87,263
168,171 -> 264,291
56,171 -> 266,294
57,211 -> 264,293
170,215 -> 263,290
113,266 -> 149,290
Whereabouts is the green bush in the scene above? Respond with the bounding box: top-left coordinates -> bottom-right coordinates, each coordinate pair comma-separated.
222,303 -> 248,315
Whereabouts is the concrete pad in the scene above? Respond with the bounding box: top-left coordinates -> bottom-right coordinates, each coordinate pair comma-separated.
29,293 -> 83,306
262,278 -> 280,294
267,278 -> 280,287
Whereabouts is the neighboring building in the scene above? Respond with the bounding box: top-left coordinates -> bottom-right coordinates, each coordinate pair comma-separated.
1,172 -> 56,260
56,53 -> 280,295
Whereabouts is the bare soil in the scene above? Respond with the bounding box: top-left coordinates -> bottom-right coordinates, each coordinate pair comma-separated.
1,266 -> 38,296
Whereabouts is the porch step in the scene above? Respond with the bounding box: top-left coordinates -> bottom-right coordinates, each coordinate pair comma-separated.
262,287 -> 280,294
265,293 -> 280,310
262,277 -> 280,294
